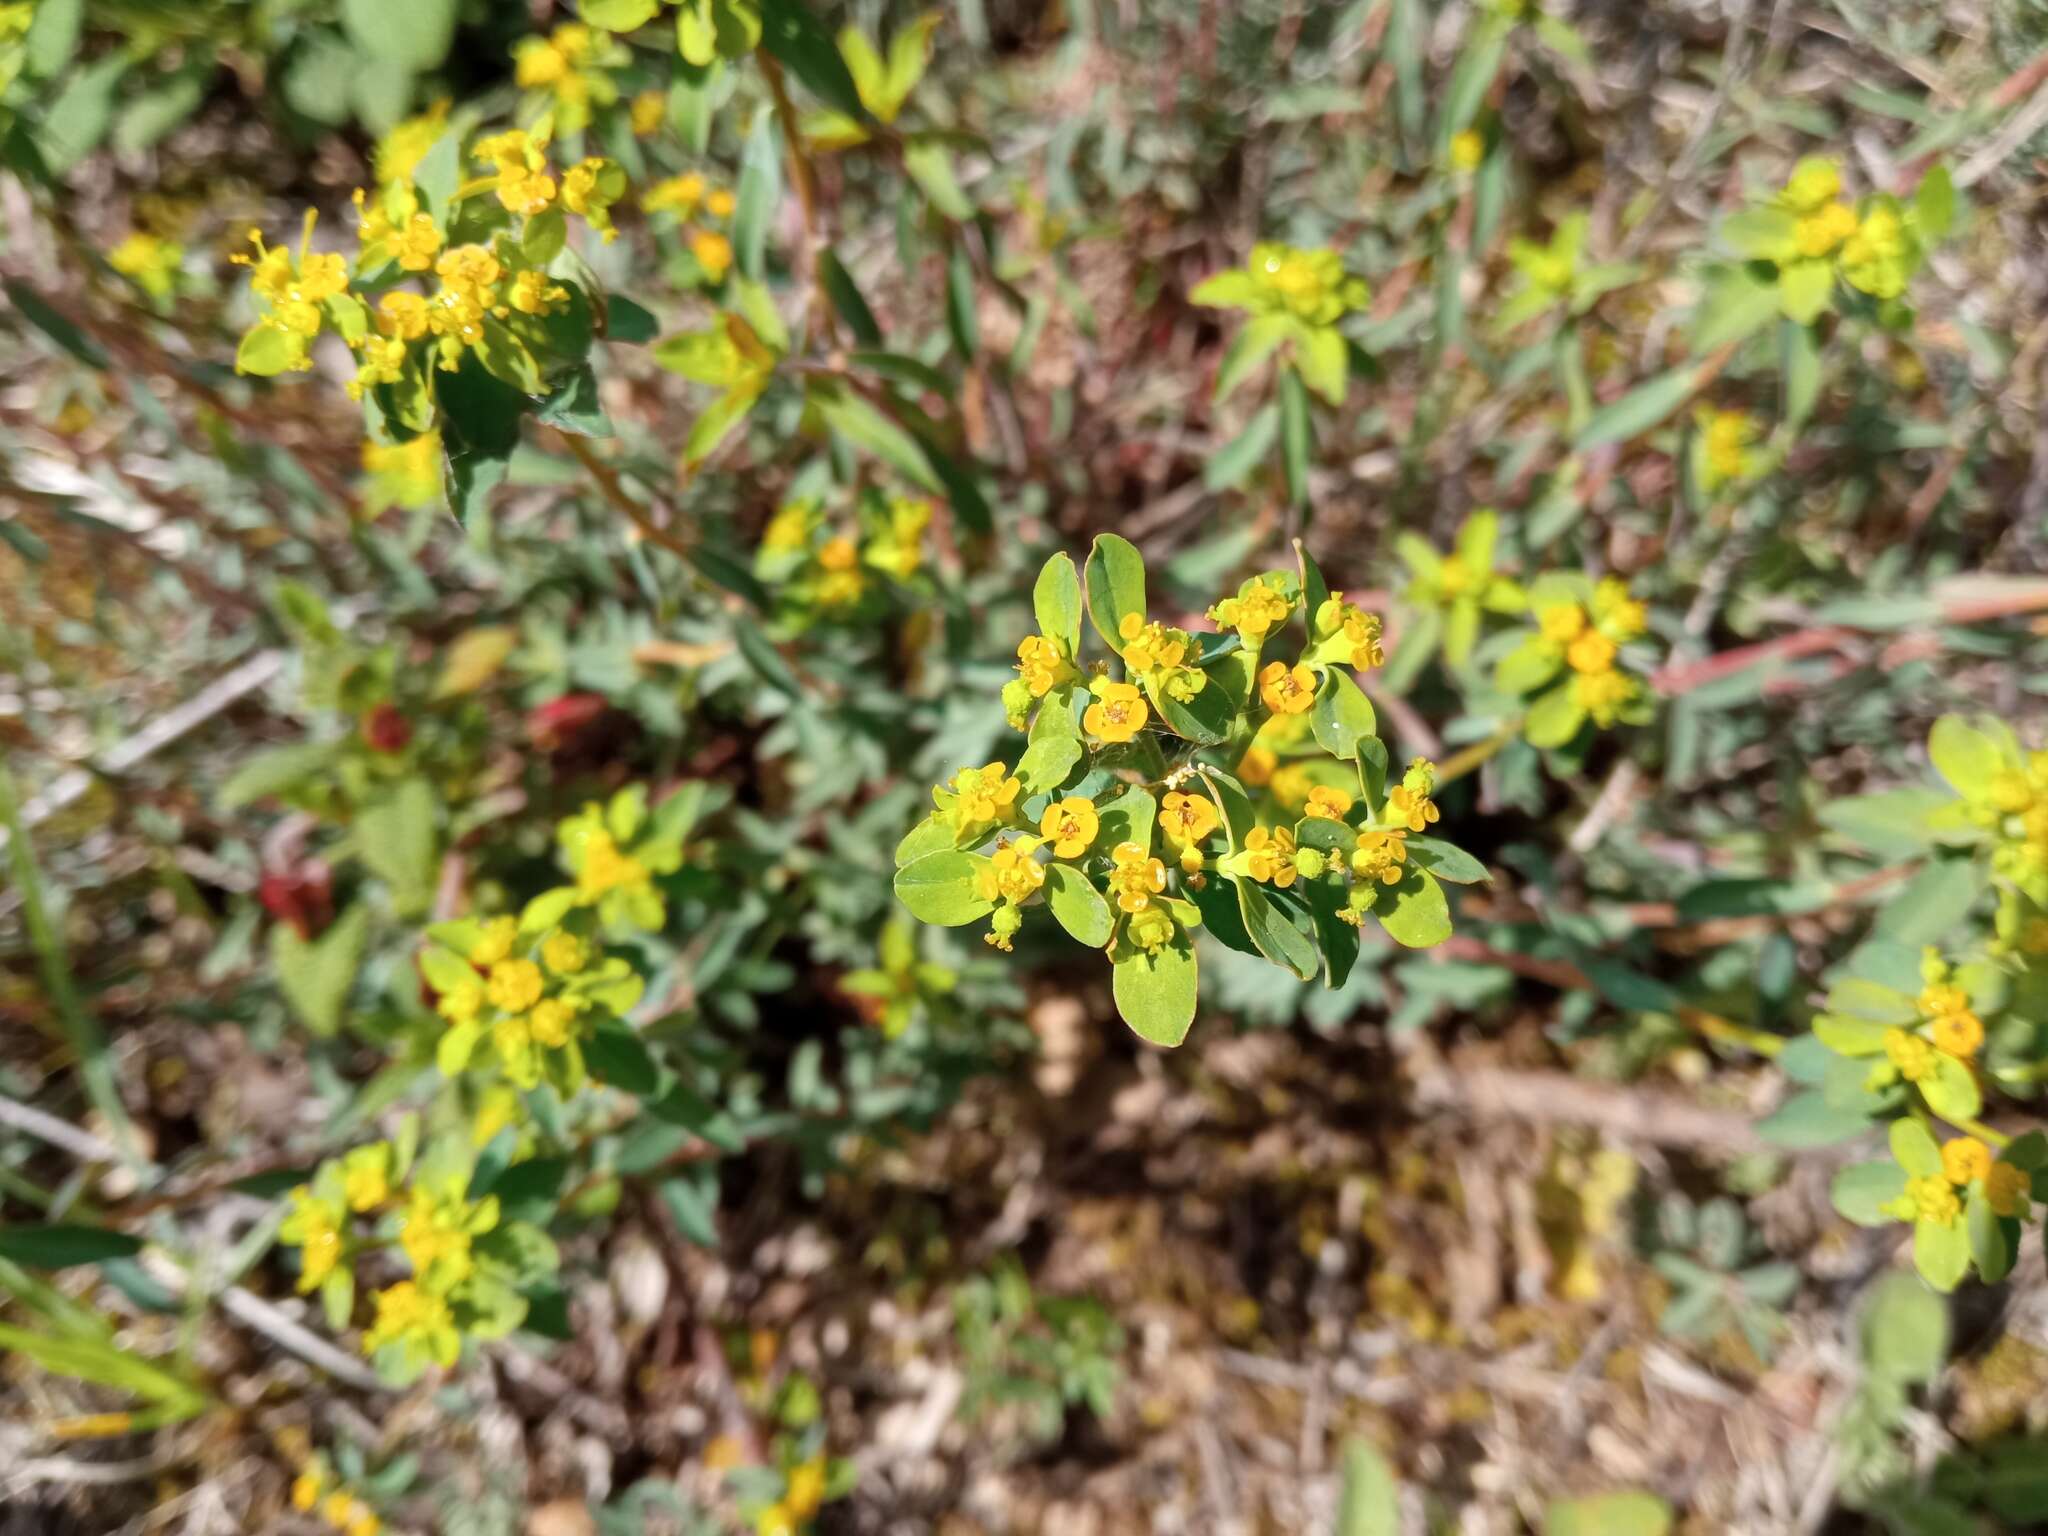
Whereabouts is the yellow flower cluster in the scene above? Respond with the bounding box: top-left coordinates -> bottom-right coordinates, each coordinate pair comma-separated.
427,910 -> 638,1090
108,231 -> 183,301
1775,157 -> 1919,302
758,495 -> 935,616
1893,1136 -> 2029,1228
292,1464 -> 382,1536
943,763 -> 1022,836
1500,574 -> 1651,738
1244,242 -> 1370,325
513,22 -> 624,133
643,170 -> 740,282
235,128 -> 624,398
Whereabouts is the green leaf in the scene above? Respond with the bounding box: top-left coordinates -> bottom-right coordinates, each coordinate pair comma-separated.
1575,362 -> 1707,451
1914,1212 -> 1969,1292
1377,867 -> 1450,948
24,0 -> 82,78
1812,1014 -> 1894,1055
1044,864 -> 1113,947
895,813 -> 957,868
812,385 -> 940,489
1293,322 -> 1348,406
1891,1118 -> 1943,1179
1236,880 -> 1318,979
759,0 -> 867,119
1523,681 -> 1586,748
1335,1437 -> 1398,1536
1860,1269 -> 1948,1382
1084,533 -> 1147,651
1279,364 -> 1311,509
535,366 -> 613,438
903,139 -> 973,220
271,903 -> 370,1036
1875,858 -> 1984,947
218,741 -> 338,810
1778,259 -> 1834,324
1967,1183 -> 2010,1285
1757,1089 -> 1870,1148
235,324 -> 299,378
1014,732 -> 1081,795
1095,782 -> 1157,854
894,851 -> 995,926
1113,931 -> 1197,1047
1405,837 -> 1486,884
1544,1492 -> 1672,1536
1214,314 -> 1291,403
1819,787 -> 1954,851
945,240 -> 978,359
1032,552 -> 1083,657
1920,1052 -> 1982,1123
355,779 -> 439,917
0,1225 -> 144,1269
685,385 -> 764,467
340,0 -> 456,71
583,0 -> 661,26
1437,18 -> 1509,145
1310,669 -> 1376,760
1915,163 -> 1957,242
40,51 -> 126,172
819,249 -> 882,346
5,279 -> 109,368
584,1022 -> 659,1096
1691,263 -> 1782,351
1929,715 -> 2015,798
605,294 -> 659,344
733,107 -> 781,281
1830,1161 -> 1907,1227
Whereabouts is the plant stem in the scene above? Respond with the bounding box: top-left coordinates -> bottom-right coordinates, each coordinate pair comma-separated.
756,50 -> 831,338
1434,721 -> 1519,786
561,434 -> 693,563
0,761 -> 151,1176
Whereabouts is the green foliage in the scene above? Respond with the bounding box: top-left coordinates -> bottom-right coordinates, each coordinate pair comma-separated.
954,1259 -> 1124,1450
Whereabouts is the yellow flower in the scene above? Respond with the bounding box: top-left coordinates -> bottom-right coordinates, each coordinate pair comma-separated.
692,230 -> 734,281
1303,785 -> 1353,821
1352,828 -> 1407,885
341,1144 -> 392,1212
1244,825 -> 1298,887
348,1510 -> 382,1536
436,974 -> 484,1027
1920,981 -> 1969,1017
1986,1162 -> 2030,1219
1793,200 -> 1858,259
1699,408 -> 1754,490
375,102 -> 449,185
436,245 -> 503,303
1941,1136 -> 1993,1187
644,172 -> 708,217
1039,798 -> 1100,858
707,188 -> 737,219
561,158 -> 623,240
1118,613 -> 1189,672
1883,1027 -> 1936,1083
978,841 -> 1047,905
1566,629 -> 1617,676
498,165 -> 558,215
576,828 -> 651,900
946,763 -> 1022,830
528,996 -> 579,1048
1387,788 -> 1438,833
1841,205 -> 1911,298
1592,581 -> 1644,641
1258,660 -> 1316,715
1907,1174 -> 1960,1227
762,501 -> 814,553
756,1505 -> 796,1536
1107,841 -> 1167,913
1084,681 -> 1150,743
298,251 -> 350,303
631,88 -> 666,136
1318,594 -> 1387,671
1212,578 -> 1293,641
1780,157 -> 1842,215
1931,1009 -> 1984,1060
1237,744 -> 1277,787
362,1281 -> 458,1366
108,232 -> 182,300
1449,129 -> 1484,173
1016,634 -> 1069,696
1160,791 -> 1219,849
378,290 -> 431,341
282,1186 -> 344,1292
1538,602 -> 1585,645
542,931 -> 588,975
508,268 -> 570,315
325,1493 -> 359,1528
1127,904 -> 1175,955
292,1470 -> 325,1511
392,212 -> 444,271
473,1084 -> 522,1147
786,1458 -> 828,1520
1573,667 -> 1637,726
486,958 -> 545,1014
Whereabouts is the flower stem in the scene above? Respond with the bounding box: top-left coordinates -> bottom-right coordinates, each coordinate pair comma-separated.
1435,721 -> 1519,786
